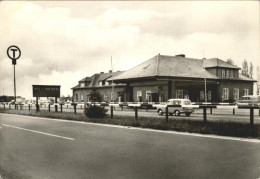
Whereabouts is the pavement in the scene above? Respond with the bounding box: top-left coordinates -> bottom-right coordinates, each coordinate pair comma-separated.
0,113 -> 260,179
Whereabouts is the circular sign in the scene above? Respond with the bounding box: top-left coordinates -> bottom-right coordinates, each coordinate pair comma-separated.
7,45 -> 21,60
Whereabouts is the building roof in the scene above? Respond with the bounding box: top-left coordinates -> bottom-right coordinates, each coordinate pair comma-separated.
98,71 -> 124,82
204,58 -> 241,69
79,77 -> 92,82
112,54 -> 256,82
112,54 -> 220,81
72,71 -> 125,89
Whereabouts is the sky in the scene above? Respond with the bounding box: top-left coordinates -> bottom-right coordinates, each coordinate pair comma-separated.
0,1 -> 259,99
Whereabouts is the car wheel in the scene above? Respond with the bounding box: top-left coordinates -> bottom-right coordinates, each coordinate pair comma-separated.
174,110 -> 180,116
158,109 -> 163,115
185,112 -> 191,117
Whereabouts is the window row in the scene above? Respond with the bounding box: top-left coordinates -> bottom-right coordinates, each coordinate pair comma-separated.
99,81 -> 114,86
221,69 -> 234,78
222,88 -> 248,100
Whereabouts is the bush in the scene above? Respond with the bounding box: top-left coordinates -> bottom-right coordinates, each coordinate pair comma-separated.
84,105 -> 107,118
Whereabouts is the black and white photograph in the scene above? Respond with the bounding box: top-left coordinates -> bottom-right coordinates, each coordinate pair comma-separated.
0,0 -> 260,178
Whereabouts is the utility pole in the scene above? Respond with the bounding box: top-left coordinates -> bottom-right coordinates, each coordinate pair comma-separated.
111,56 -> 114,102
202,50 -> 207,103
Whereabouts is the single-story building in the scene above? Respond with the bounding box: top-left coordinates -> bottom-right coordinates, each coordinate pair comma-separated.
72,70 -> 126,103
110,54 -> 256,103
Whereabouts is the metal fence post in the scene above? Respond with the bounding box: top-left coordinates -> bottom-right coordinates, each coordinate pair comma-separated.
210,108 -> 212,114
60,104 -> 63,113
48,104 -> 50,112
20,104 -> 22,110
233,108 -> 235,115
3,104 -> 5,110
203,107 -> 207,122
74,104 -> 77,114
166,106 -> 168,122
250,108 -> 254,127
36,104 -> 39,112
111,106 -> 113,118
9,104 -> 11,110
135,106 -> 138,119
29,104 -> 30,111
55,97 -> 58,112
121,106 -> 123,111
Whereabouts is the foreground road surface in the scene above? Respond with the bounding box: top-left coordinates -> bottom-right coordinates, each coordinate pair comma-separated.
0,113 -> 260,179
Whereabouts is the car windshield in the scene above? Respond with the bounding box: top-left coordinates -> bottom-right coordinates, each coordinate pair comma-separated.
184,100 -> 191,105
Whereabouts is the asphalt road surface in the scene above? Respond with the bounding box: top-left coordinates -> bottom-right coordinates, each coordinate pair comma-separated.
0,113 -> 260,179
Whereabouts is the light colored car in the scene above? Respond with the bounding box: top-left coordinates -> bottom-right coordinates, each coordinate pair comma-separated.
235,95 -> 260,106
156,99 -> 195,116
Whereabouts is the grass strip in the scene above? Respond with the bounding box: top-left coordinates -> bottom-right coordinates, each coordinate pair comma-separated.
1,109 -> 259,139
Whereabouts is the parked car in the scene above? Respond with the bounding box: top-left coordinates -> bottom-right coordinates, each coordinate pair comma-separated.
156,99 -> 195,116
235,95 -> 260,106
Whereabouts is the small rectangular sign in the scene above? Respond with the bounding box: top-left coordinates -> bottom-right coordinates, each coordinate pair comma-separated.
32,85 -> 60,97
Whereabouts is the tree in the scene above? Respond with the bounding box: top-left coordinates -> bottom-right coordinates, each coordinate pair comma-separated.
226,59 -> 234,65
242,59 -> 249,77
249,62 -> 253,79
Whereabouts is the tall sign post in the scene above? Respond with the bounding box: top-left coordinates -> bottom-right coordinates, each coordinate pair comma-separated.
7,45 -> 21,104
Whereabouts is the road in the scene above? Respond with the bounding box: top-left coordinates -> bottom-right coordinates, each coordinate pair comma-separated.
0,113 -> 260,179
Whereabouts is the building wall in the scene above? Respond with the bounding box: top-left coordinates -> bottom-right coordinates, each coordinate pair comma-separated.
73,88 -> 92,102
130,80 -> 168,102
73,86 -> 125,103
95,86 -> 125,102
218,81 -> 253,102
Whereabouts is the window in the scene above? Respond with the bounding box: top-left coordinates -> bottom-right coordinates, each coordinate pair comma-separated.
137,91 -> 142,102
105,81 -> 109,86
111,92 -> 114,101
244,89 -> 249,96
104,93 -> 108,101
233,88 -> 239,100
146,91 -> 152,102
230,70 -> 234,78
226,70 -> 229,78
80,82 -> 85,87
176,90 -> 183,99
208,91 -> 211,101
221,69 -> 225,77
99,82 -> 102,86
223,88 -> 229,100
80,93 -> 84,102
200,91 -> 204,100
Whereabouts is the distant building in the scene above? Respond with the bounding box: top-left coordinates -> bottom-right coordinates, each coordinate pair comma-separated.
111,54 -> 256,102
72,70 -> 126,103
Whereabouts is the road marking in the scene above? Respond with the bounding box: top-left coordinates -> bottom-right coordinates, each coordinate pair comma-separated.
0,113 -> 259,143
2,124 -> 75,141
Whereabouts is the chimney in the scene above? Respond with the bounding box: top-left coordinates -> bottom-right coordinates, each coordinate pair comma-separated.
100,72 -> 104,74
109,70 -> 112,73
175,54 -> 185,57
202,58 -> 207,68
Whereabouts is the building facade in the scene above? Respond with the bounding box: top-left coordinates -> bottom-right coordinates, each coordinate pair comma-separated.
72,71 -> 126,103
111,54 -> 256,103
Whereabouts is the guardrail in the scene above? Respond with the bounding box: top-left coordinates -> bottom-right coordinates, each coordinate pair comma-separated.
1,102 -> 260,126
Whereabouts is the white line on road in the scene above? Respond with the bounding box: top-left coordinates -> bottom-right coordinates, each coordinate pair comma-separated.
1,113 -> 259,143
2,124 -> 75,141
